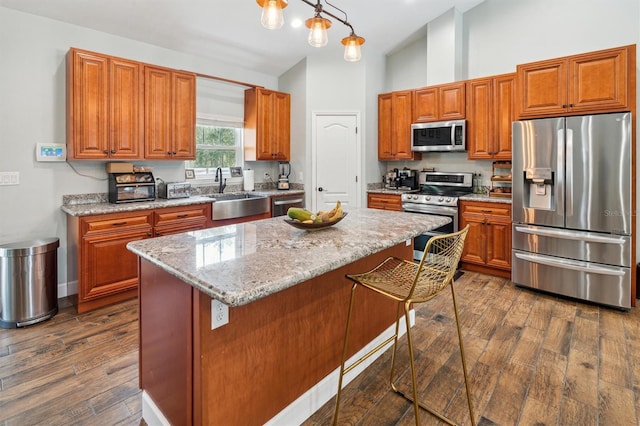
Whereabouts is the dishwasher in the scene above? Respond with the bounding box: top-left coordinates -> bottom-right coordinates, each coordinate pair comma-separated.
271,194 -> 304,217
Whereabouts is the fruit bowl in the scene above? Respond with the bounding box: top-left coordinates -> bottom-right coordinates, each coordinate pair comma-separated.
283,213 -> 348,231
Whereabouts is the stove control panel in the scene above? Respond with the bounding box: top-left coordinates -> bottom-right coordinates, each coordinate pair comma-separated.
401,193 -> 458,207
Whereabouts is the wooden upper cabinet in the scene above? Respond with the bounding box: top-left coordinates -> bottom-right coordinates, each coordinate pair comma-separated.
378,91 -> 420,161
466,73 -> 515,160
144,66 -> 196,160
67,48 -> 142,160
413,82 -> 465,123
244,87 -> 291,161
517,45 -> 633,118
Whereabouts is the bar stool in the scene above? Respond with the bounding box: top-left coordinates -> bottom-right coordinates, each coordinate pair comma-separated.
333,225 -> 474,426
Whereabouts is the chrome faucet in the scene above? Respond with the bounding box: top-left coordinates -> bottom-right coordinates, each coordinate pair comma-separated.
215,167 -> 226,193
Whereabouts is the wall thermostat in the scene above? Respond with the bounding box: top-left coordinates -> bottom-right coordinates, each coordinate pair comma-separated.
36,143 -> 66,162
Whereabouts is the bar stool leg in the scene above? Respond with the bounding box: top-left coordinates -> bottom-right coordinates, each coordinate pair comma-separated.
333,283 -> 358,426
389,302 -> 403,392
403,300 -> 421,425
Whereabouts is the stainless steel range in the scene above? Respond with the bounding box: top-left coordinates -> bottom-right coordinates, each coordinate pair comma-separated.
402,171 -> 473,261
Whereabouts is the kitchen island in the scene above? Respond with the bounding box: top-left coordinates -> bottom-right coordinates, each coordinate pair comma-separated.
127,208 -> 450,425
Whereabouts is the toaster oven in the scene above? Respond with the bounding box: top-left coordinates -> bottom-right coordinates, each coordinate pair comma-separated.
158,182 -> 191,199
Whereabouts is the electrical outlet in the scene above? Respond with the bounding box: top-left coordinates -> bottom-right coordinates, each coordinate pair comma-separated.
0,172 -> 19,186
211,299 -> 229,329
264,172 -> 270,182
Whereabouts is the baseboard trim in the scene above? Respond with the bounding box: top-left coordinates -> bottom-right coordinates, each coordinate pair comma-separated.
57,280 -> 77,298
142,309 -> 415,426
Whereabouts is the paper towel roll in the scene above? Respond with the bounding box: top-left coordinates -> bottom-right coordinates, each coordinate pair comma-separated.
243,169 -> 255,191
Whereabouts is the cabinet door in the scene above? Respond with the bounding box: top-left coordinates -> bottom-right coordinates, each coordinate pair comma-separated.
172,71 -> 196,159
486,216 -> 512,270
81,229 -> 151,301
144,66 -> 173,159
272,91 -> 291,161
413,87 -> 438,122
439,82 -> 465,120
492,73 -> 515,160
67,50 -> 109,159
569,46 -> 629,113
459,213 -> 486,265
516,58 -> 567,118
378,93 -> 394,160
256,89 -> 275,160
392,91 -> 414,160
466,78 -> 493,160
110,58 -> 143,159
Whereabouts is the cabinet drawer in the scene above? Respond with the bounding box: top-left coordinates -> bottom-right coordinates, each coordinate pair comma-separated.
82,213 -> 153,235
368,194 -> 402,211
155,206 -> 208,227
460,201 -> 511,218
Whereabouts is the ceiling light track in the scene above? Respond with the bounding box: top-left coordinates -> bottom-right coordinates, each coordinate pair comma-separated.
257,0 -> 365,62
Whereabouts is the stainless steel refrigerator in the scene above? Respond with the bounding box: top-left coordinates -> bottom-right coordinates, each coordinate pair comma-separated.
512,112 -> 633,309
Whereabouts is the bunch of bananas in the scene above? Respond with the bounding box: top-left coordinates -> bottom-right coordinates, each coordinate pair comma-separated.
287,201 -> 343,224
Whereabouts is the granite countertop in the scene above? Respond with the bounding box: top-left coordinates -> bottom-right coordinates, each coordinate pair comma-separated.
61,189 -> 306,216
126,208 -> 450,307
459,193 -> 512,204
367,188 -> 418,195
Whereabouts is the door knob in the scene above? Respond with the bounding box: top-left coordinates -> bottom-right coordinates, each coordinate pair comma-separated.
318,187 -> 324,192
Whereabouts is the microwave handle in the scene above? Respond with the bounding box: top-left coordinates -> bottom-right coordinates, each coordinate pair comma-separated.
451,125 -> 456,146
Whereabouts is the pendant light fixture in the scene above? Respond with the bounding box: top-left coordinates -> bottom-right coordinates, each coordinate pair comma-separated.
258,0 -> 288,30
305,13 -> 331,47
341,33 -> 365,62
257,0 -> 365,61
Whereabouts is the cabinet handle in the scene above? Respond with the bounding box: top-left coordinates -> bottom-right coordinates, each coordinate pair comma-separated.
111,149 -> 116,154
147,232 -> 153,237
481,209 -> 492,213
177,214 -> 188,218
562,104 -> 567,108
173,151 -> 177,155
103,150 -> 109,154
167,151 -> 172,155
112,221 -> 128,226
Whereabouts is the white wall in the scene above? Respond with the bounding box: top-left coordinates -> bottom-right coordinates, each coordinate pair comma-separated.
0,7 -> 278,289
279,58 -> 308,190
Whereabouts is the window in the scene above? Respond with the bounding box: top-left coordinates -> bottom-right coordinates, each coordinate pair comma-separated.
185,116 -> 243,180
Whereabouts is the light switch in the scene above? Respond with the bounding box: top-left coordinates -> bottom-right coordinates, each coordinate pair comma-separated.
0,172 -> 19,186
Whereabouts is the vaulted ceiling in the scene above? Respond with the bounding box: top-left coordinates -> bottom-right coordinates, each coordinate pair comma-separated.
0,0 -> 484,75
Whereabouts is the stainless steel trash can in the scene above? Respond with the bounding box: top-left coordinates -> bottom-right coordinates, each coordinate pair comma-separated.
0,238 -> 59,328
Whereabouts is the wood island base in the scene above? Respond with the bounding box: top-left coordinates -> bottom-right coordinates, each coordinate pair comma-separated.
139,242 -> 413,425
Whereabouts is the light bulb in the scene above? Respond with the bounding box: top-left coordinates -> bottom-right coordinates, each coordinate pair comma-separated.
306,17 -> 329,47
261,0 -> 284,30
341,35 -> 365,62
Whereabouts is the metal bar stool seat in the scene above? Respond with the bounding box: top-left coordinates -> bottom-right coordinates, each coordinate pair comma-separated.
333,225 -> 475,426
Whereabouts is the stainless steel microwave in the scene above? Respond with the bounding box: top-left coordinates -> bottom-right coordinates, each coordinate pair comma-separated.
411,120 -> 466,152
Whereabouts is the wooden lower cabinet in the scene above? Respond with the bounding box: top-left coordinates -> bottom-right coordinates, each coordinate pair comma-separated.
68,203 -> 211,313
459,200 -> 512,278
367,193 -> 402,211
154,204 -> 209,236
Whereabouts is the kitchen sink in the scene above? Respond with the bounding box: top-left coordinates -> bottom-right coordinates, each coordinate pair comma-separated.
207,193 -> 269,220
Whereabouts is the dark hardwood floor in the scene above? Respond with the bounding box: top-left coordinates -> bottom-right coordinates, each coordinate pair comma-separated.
1,271 -> 639,425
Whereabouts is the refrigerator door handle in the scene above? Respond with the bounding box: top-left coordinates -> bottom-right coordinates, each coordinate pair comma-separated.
514,225 -> 627,245
565,128 -> 573,217
514,252 -> 625,276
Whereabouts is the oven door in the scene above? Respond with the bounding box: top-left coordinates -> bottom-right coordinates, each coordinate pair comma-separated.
402,203 -> 457,261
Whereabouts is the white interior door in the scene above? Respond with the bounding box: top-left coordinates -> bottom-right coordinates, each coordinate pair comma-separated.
312,113 -> 360,212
